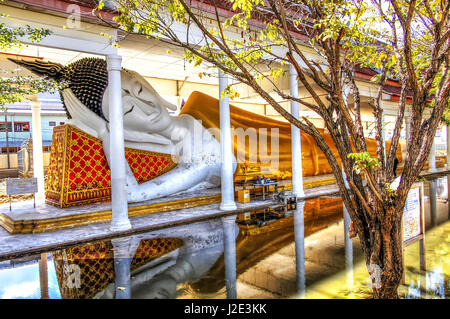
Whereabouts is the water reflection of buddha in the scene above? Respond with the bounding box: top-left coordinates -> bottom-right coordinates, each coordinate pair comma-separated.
53,198 -> 344,299
101,220 -> 235,299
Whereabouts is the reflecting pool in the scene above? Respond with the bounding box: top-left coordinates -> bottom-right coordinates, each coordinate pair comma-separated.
0,190 -> 448,299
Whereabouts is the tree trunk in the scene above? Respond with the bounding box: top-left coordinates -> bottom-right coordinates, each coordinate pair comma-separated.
366,208 -> 404,299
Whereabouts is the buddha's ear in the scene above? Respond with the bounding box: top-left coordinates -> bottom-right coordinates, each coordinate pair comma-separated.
7,58 -> 65,81
164,99 -> 178,111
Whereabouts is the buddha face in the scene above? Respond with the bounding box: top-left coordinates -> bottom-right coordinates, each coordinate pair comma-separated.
102,69 -> 177,133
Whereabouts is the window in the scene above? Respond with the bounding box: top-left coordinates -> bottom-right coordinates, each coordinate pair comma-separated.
49,121 -> 56,127
0,147 -> 19,153
0,122 -> 12,132
14,122 -> 30,132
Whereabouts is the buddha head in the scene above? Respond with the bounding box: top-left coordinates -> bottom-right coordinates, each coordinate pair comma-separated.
104,68 -> 177,133
8,57 -> 178,134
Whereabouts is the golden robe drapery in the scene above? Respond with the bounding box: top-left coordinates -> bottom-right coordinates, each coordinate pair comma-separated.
180,91 -> 401,180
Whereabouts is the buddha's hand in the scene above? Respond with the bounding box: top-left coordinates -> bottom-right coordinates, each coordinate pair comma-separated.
125,163 -> 139,189
126,180 -> 160,203
62,89 -> 108,138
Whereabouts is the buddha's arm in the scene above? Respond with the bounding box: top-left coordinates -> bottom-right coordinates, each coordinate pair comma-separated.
98,123 -> 221,202
97,135 -> 216,202
125,160 -> 220,202
125,125 -> 225,202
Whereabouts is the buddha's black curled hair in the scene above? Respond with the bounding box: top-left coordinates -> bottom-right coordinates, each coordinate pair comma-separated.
8,57 -> 109,121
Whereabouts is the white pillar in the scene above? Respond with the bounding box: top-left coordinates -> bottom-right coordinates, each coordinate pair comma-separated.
381,113 -> 387,163
405,117 -> 411,144
222,215 -> 237,299
289,64 -> 305,198
107,54 -> 131,231
219,69 -> 237,211
429,138 -> 436,170
294,201 -> 306,297
31,98 -> 45,200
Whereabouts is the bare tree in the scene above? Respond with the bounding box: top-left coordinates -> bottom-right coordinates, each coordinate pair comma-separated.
97,0 -> 450,298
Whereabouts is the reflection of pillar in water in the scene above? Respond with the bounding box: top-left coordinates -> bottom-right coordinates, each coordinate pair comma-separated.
39,253 -> 49,299
111,237 -> 134,299
343,205 -> 354,286
429,139 -> 437,227
426,267 -> 445,299
430,180 -> 437,226
222,215 -> 237,299
419,238 -> 426,272
342,168 -> 354,286
406,279 -> 421,299
294,201 -> 306,297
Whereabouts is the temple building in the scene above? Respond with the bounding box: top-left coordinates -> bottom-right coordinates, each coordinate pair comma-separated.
0,0 -> 446,226
0,0 -> 448,302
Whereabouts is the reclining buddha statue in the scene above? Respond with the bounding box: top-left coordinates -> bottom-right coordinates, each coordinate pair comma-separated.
10,57 -> 401,205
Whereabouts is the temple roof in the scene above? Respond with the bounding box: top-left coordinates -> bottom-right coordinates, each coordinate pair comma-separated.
5,0 -> 415,103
